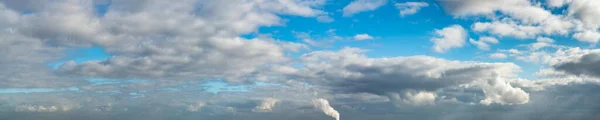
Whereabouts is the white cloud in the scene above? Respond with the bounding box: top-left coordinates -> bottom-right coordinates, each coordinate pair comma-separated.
479,73 -> 529,105
573,30 -> 600,43
431,25 -> 468,53
342,0 -> 387,17
470,36 -> 499,51
530,37 -> 556,50
395,2 -> 429,16
317,15 -> 334,23
567,0 -> 600,29
353,34 -> 374,40
186,102 -> 205,112
489,53 -> 508,59
472,21 -> 542,39
15,104 -> 73,112
387,90 -> 436,106
252,98 -> 279,112
45,0 -> 326,83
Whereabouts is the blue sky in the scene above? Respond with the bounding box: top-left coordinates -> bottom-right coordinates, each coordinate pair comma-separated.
2,0 -> 600,119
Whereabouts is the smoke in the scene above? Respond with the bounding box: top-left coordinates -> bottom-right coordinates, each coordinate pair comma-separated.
312,98 -> 340,120
252,98 -> 279,112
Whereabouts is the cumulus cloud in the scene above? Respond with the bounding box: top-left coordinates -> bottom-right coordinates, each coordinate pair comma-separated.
567,0 -> 600,29
479,73 -> 529,105
395,2 -> 429,16
387,90 -> 436,106
31,0 -> 326,83
312,98 -> 340,120
342,0 -> 387,17
431,25 -> 468,53
469,36 -> 499,51
252,98 -> 279,112
573,30 -> 600,43
353,34 -> 374,40
529,37 -> 556,50
471,21 -> 542,39
186,102 -> 205,112
4,0 -> 600,119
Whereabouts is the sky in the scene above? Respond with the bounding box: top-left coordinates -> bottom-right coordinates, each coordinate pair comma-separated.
2,0 -> 600,120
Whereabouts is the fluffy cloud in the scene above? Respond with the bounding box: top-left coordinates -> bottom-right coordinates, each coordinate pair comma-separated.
252,98 -> 279,112
431,25 -> 468,53
469,36 -> 499,51
472,21 -> 542,39
567,0 -> 600,29
573,30 -> 600,43
353,34 -> 374,40
4,0 -> 600,119
478,73 -> 529,105
395,2 -> 429,16
19,0 -> 325,83
387,90 -> 436,106
342,0 -> 387,17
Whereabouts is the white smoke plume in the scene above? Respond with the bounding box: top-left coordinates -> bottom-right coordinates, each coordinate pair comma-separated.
252,98 -> 279,112
312,98 -> 340,120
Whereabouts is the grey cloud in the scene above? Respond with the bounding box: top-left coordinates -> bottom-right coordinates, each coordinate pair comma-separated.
554,52 -> 600,77
287,47 -> 526,105
0,0 -> 325,83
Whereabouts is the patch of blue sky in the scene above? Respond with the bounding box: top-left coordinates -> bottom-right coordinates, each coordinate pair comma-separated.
94,0 -> 111,17
129,92 -> 146,98
48,46 -> 112,69
202,81 -> 249,94
0,87 -> 80,94
84,78 -> 150,86
95,90 -> 122,94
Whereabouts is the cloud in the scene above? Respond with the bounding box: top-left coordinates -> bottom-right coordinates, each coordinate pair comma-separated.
317,15 -> 335,23
438,0 -> 531,17
554,52 -> 600,77
252,98 -> 279,112
479,73 -> 529,105
186,102 -> 205,112
567,0 -> 600,29
35,0 -> 326,83
312,98 -> 340,120
387,90 -> 436,106
291,47 -> 525,105
431,25 -> 468,53
15,104 -> 73,112
3,0 -> 600,119
469,36 -> 499,51
395,2 -> 429,16
342,0 -> 387,17
353,34 -> 374,40
489,53 -> 508,59
573,30 -> 600,43
471,21 -> 542,39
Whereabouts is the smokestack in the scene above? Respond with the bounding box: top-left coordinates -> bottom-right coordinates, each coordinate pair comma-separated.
312,98 -> 340,120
